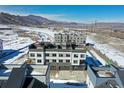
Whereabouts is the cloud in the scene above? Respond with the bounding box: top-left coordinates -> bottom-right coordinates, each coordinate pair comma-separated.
35,14 -> 65,20
22,13 -> 67,22
0,10 -> 66,21
0,9 -> 82,22
37,14 -> 80,22
0,10 -> 82,23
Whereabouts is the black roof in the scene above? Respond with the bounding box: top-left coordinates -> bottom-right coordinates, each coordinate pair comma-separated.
23,77 -> 48,88
117,70 -> 124,87
4,67 -> 27,88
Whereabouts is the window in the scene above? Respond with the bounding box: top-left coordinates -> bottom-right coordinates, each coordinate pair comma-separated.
37,53 -> 42,57
66,60 -> 70,63
52,53 -> 56,57
73,60 -> 78,64
66,54 -> 70,57
74,54 -> 78,58
30,53 -> 35,57
80,54 -> 85,58
46,59 -> 49,62
59,60 -> 63,63
52,59 -> 56,62
80,60 -> 84,64
46,53 -> 49,57
59,54 -> 63,57
37,59 -> 42,63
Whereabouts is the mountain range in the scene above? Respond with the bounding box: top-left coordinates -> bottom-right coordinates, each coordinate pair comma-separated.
1,12 -> 124,30
0,12 -> 81,27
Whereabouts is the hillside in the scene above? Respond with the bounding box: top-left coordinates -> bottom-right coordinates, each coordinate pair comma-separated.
0,12 -> 81,28
1,12 -> 124,29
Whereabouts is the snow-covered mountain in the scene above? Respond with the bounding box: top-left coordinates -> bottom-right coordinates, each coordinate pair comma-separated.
0,12 -> 81,28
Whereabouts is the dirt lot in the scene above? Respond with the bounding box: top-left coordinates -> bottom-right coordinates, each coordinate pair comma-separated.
50,70 -> 87,82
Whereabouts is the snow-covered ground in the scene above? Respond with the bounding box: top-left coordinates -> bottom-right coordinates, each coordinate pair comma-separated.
1,36 -> 33,64
3,37 -> 33,50
0,47 -> 28,64
15,26 -> 58,42
0,26 -> 34,64
0,69 -> 11,76
50,79 -> 87,88
94,44 -> 124,67
0,25 -> 57,64
86,33 -> 124,67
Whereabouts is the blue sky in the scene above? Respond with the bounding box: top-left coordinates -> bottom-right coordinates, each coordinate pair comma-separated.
0,5 -> 124,23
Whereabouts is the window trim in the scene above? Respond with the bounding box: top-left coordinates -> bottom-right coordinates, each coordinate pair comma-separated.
66,54 -> 70,57
66,60 -> 70,63
80,54 -> 85,58
59,54 -> 63,57
52,59 -> 56,62
37,59 -> 42,63
37,53 -> 42,57
52,53 -> 56,57
30,53 -> 35,57
74,54 -> 78,58
46,53 -> 49,57
73,60 -> 78,64
59,59 -> 63,63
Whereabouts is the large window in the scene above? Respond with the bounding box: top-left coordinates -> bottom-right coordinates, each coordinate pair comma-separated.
74,54 -> 78,58
30,53 -> 35,57
66,54 -> 70,57
80,54 -> 85,58
46,59 -> 49,62
52,59 -> 56,62
66,60 -> 70,63
37,59 -> 42,63
59,54 -> 63,57
80,60 -> 84,64
46,53 -> 49,57
73,60 -> 78,64
52,53 -> 56,57
37,53 -> 42,57
59,60 -> 63,63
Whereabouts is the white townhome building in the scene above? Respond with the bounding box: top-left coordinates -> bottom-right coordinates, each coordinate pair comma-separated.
54,32 -> 86,45
28,42 -> 86,69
